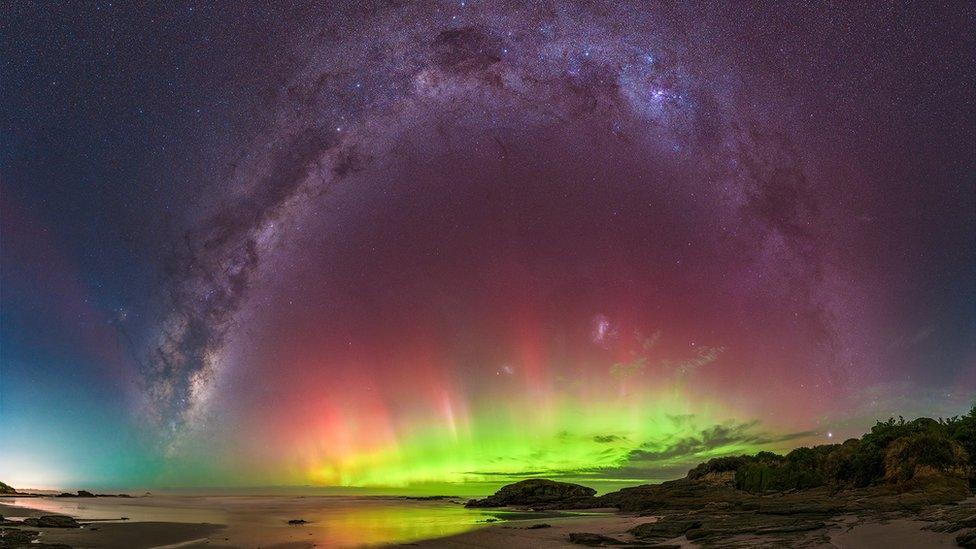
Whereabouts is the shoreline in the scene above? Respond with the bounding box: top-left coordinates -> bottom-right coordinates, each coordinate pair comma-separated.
2,496 -> 969,549
2,496 -> 622,548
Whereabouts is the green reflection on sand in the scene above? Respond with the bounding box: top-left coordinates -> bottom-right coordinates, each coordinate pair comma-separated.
1,496 -> 562,547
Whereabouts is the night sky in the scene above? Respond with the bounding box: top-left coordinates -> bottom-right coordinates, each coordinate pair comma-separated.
1,1 -> 974,491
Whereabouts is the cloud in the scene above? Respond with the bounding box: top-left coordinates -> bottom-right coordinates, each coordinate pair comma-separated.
626,420 -> 815,463
459,420 -> 816,483
593,434 -> 625,443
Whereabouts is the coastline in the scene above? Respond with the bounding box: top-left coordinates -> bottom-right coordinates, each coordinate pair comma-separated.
2,496 -> 618,548
401,512 -> 964,548
2,496 -> 969,549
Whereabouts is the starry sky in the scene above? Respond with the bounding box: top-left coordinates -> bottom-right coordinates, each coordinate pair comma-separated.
1,1 -> 974,492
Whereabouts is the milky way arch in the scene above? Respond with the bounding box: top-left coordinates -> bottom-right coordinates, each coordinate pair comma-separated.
135,2 -> 972,485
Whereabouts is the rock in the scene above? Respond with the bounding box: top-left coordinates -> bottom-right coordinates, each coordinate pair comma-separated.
287,519 -> 308,525
598,477 -> 751,512
0,528 -> 40,549
759,503 -> 843,515
568,532 -> 625,546
754,521 -> 826,534
924,506 -> 976,533
75,490 -> 95,497
0,482 -> 16,495
956,515 -> 976,529
22,515 -> 80,528
0,528 -> 71,549
1,527 -> 40,544
630,518 -> 702,539
957,529 -> 976,548
465,479 -> 597,508
685,527 -> 738,541
527,523 -> 551,529
704,501 -> 733,510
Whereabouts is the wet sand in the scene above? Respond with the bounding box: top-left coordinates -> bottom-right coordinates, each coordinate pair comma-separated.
400,512 -> 676,548
827,517 -> 960,548
402,512 -> 963,549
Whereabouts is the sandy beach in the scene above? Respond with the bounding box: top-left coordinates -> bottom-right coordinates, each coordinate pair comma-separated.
403,513 -> 963,548
0,496 -> 623,548
2,495 -> 968,548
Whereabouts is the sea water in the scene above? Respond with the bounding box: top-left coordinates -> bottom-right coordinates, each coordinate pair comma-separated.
0,494 -> 562,547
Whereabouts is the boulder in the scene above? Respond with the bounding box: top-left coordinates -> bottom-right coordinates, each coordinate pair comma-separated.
958,529 -> 976,548
465,479 -> 597,508
76,490 -> 96,497
630,518 -> 702,539
22,515 -> 80,528
567,532 -> 625,546
0,516 -> 16,527
1,527 -> 40,545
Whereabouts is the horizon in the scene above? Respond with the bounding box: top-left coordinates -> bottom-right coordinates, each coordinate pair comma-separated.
5,408 -> 972,495
2,1 -> 974,494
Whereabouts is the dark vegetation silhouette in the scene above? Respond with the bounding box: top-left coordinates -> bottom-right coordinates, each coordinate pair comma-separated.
688,406 -> 976,493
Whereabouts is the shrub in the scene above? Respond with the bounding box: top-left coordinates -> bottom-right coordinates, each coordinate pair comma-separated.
687,456 -> 748,479
686,406 -> 976,493
883,432 -> 968,483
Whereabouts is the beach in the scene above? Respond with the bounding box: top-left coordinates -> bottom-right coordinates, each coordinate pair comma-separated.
1,494 -> 968,548
0,495 -> 618,548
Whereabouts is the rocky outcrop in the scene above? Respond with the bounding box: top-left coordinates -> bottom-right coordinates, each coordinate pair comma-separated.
596,477 -> 751,512
56,490 -> 95,498
958,530 -> 976,548
567,532 -> 625,546
629,517 -> 701,539
22,515 -> 80,528
0,526 -> 72,549
53,490 -> 128,498
1,527 -> 39,547
0,482 -> 17,495
465,479 -> 597,508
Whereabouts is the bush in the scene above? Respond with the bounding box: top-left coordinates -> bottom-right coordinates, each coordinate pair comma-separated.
687,456 -> 748,479
688,406 -> 976,493
945,406 -> 976,475
883,432 -> 968,482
